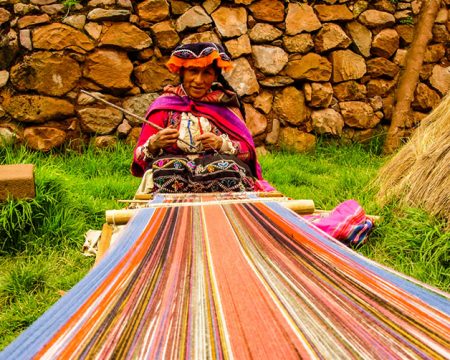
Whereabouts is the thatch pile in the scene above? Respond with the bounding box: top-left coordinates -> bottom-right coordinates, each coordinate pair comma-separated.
376,92 -> 450,225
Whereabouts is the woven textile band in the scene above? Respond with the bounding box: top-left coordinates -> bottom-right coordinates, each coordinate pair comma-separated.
166,42 -> 232,73
2,194 -> 449,359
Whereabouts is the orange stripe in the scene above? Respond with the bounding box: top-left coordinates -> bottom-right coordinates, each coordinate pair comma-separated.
34,209 -> 167,359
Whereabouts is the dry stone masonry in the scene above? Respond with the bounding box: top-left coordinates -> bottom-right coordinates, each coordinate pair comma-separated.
0,0 -> 449,152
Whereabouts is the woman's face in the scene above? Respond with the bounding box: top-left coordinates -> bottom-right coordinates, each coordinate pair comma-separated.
181,64 -> 218,99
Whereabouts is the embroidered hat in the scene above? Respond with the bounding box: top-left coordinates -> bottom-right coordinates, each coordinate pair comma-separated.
166,42 -> 232,73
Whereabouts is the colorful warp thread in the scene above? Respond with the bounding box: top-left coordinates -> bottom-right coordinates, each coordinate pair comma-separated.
2,194 -> 449,359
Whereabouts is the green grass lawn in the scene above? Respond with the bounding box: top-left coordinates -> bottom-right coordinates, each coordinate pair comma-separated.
0,141 -> 448,350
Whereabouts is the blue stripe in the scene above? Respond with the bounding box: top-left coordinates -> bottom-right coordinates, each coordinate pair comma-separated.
265,201 -> 450,315
0,198 -> 163,359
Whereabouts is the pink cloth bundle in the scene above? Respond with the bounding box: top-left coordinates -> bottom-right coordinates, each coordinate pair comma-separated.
304,200 -> 373,246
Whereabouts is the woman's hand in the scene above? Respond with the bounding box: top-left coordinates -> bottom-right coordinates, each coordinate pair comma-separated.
148,127 -> 179,152
196,133 -> 223,151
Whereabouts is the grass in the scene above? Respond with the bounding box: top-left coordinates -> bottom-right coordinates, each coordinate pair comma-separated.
0,140 -> 448,350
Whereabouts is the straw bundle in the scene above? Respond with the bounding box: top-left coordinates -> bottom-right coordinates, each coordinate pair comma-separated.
376,92 -> 450,225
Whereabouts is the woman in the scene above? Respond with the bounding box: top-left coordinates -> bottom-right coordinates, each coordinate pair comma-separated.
132,42 -> 273,193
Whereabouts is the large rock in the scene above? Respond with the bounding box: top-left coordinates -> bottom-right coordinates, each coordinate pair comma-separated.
176,6 -> 211,32
99,22 -> 152,50
314,23 -> 352,53
122,93 -> 160,125
3,95 -> 75,123
78,107 -> 123,134
222,57 -> 259,96
311,108 -> 344,136
253,90 -> 273,114
137,0 -> 169,22
279,127 -> 316,152
0,70 -> 9,88
252,45 -> 288,75
396,24 -> 414,44
84,22 -> 103,40
0,123 -> 21,146
371,29 -> 399,58
18,14 -> 50,29
212,7 -> 247,38
374,0 -> 396,13
340,101 -> 379,128
412,83 -> 440,112
424,44 -> 446,63
283,34 -> 314,53
182,31 -> 220,44
0,30 -> 18,70
63,15 -> 87,30
367,78 -> 396,97
126,127 -> 141,145
225,35 -> 251,58
429,65 -> 450,95
84,49 -> 133,91
170,0 -> 191,15
33,23 -> 94,53
0,8 -> 10,25
87,9 -> 130,21
366,57 -> 399,78
13,3 -> 39,15
243,103 -> 267,136
93,135 -> 117,149
117,119 -> 132,138
353,0 -> 369,16
393,49 -> 407,67
273,86 -> 308,126
346,21 -> 372,57
259,76 -> 294,87
285,3 -> 321,35
23,127 -> 66,151
265,118 -> 280,145
435,7 -> 449,23
10,52 -> 81,97
285,53 -> 332,81
331,50 -> 366,83
203,0 -> 220,14
248,0 -> 285,23
151,21 -> 179,50
432,24 -> 449,43
249,23 -> 283,43
134,60 -> 178,92
304,82 -> 333,108
41,4 -> 65,15
19,29 -> 32,51
359,10 -> 395,28
314,5 -> 353,21
343,128 -> 377,144
333,81 -> 367,101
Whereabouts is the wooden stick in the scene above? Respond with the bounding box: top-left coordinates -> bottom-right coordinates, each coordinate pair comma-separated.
80,90 -> 196,150
94,223 -> 113,266
106,198 -> 315,225
283,199 -> 315,214
132,191 -> 285,201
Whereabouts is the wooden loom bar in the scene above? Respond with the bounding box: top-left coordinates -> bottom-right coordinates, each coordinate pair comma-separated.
133,190 -> 285,201
94,223 -> 113,267
106,198 -> 315,224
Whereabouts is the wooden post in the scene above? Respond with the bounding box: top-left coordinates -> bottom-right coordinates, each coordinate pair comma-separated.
94,223 -> 113,266
383,0 -> 441,154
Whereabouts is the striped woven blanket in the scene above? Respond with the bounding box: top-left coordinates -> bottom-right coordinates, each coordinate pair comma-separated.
2,194 -> 449,359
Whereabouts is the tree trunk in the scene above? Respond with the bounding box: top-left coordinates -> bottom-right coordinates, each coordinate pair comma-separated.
383,0 -> 441,154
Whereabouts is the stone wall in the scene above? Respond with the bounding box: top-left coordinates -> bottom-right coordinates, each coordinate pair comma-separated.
0,0 -> 449,152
